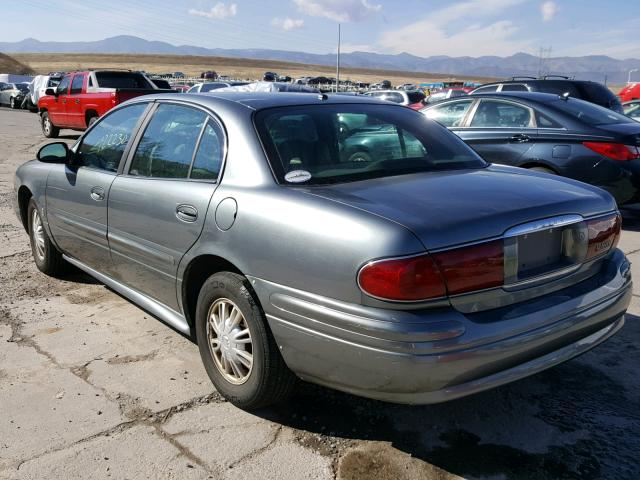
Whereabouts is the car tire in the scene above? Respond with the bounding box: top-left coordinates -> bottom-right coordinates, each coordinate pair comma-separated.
41,112 -> 59,138
10,97 -> 16,109
27,198 -> 66,276
195,272 -> 296,409
529,166 -> 555,174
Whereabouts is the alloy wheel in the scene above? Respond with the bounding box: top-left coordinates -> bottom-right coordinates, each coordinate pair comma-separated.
31,208 -> 45,260
206,298 -> 253,385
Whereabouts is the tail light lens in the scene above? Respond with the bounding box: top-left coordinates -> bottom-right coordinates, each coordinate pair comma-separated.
358,255 -> 446,301
432,240 -> 504,295
586,212 -> 621,260
583,142 -> 640,161
358,240 -> 504,301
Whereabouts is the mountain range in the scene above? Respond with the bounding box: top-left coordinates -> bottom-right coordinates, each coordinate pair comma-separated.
2,35 -> 640,84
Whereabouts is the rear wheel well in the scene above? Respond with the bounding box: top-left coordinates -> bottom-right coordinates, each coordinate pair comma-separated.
182,255 -> 243,336
17,186 -> 32,232
85,110 -> 99,126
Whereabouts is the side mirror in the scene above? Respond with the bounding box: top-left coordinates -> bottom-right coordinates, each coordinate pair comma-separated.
45,88 -> 56,96
37,142 -> 69,164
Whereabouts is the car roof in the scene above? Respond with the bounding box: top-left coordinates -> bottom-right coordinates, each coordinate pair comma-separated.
464,91 -> 568,103
134,91 -> 391,111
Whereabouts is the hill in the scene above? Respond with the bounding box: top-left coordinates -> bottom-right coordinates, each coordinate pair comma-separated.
1,35 -> 640,83
0,53 -> 34,75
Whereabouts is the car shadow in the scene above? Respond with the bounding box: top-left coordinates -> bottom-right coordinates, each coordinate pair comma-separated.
257,314 -> 640,479
57,134 -> 81,140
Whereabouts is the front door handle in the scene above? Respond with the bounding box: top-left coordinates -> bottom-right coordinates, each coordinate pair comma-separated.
176,204 -> 198,223
90,186 -> 105,201
75,98 -> 80,104
510,134 -> 530,143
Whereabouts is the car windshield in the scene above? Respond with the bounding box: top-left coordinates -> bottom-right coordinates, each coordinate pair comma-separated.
95,72 -> 153,89
255,104 -> 486,186
201,83 -> 225,92
550,97 -> 635,125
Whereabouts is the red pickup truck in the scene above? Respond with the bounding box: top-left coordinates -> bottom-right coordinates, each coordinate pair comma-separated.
38,70 -> 169,138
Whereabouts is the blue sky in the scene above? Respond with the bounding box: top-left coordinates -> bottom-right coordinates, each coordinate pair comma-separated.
3,0 -> 639,59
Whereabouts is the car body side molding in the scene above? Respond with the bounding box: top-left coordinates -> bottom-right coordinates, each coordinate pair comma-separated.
63,254 -> 191,336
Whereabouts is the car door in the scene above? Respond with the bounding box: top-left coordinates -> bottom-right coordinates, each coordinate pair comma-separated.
107,102 -> 223,310
45,102 -> 150,272
67,73 -> 86,128
457,98 -> 538,166
48,74 -> 72,126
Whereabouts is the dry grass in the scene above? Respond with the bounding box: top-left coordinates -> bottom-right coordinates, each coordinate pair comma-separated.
11,52 -> 496,86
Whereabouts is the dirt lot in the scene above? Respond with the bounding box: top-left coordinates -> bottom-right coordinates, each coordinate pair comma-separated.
11,52 -> 496,86
1,107 -> 639,480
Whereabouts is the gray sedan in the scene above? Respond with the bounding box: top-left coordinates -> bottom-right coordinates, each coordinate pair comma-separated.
14,93 -> 632,409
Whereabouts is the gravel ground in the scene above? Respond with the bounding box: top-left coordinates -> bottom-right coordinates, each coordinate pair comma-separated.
0,107 -> 639,480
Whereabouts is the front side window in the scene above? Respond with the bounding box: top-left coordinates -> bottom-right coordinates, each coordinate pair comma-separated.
76,103 -> 148,172
255,104 -> 486,186
424,99 -> 474,127
501,84 -> 528,92
471,85 -> 498,94
470,100 -> 532,128
129,104 -> 207,179
70,74 -> 84,95
56,75 -> 71,95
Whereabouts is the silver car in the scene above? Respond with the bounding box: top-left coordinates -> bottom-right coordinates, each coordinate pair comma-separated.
14,93 -> 632,409
1,82 -> 30,109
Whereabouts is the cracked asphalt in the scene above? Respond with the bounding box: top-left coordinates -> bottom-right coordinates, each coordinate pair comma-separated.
1,108 -> 639,480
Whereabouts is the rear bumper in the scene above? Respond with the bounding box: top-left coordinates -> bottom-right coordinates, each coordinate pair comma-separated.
250,249 -> 632,404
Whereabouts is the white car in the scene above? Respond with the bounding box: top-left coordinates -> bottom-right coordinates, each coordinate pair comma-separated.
187,81 -> 248,93
0,82 -> 30,109
623,100 -> 640,122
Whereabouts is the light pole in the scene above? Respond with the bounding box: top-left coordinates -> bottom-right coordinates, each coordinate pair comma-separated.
336,23 -> 341,93
628,69 -> 638,84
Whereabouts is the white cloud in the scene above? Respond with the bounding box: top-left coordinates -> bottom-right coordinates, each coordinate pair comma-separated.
541,1 -> 557,21
338,43 -> 377,53
294,0 -> 381,23
377,0 -> 532,57
271,17 -> 305,31
188,3 -> 237,19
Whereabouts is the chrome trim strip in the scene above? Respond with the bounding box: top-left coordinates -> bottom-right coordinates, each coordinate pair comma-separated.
63,254 -> 191,335
504,214 -> 583,238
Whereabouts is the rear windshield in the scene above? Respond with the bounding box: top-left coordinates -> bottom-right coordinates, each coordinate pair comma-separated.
95,72 -> 153,89
255,104 -> 486,185
550,98 -> 635,125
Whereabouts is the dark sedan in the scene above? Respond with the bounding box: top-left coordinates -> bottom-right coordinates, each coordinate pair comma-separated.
422,92 -> 640,204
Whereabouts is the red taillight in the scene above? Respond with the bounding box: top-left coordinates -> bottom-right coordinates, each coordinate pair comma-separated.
358,254 -> 446,301
586,213 -> 621,260
433,240 -> 504,295
358,240 -> 505,301
583,142 -> 640,161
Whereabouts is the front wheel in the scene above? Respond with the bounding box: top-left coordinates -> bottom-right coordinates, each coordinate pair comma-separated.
10,97 -> 17,109
27,199 -> 66,276
195,272 -> 296,409
41,112 -> 59,138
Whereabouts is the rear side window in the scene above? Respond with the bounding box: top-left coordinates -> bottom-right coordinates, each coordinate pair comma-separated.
70,74 -> 84,95
470,100 -> 532,128
424,99 -> 474,127
129,104 -> 207,179
76,103 -> 148,172
95,72 -> 152,89
190,120 -> 224,180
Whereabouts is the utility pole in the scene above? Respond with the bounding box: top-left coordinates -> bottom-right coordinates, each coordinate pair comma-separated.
629,68 -> 638,84
336,23 -> 341,93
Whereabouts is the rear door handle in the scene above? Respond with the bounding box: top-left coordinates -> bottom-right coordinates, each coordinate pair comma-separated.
510,134 -> 530,143
90,186 -> 105,201
75,98 -> 80,104
176,204 -> 198,223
